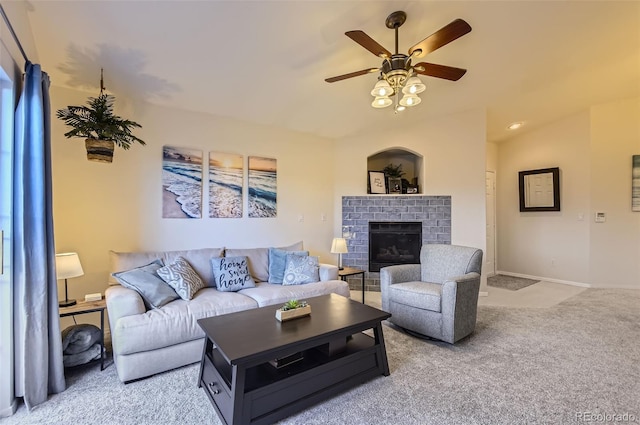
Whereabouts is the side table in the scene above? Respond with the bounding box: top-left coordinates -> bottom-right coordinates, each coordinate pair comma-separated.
59,299 -> 107,371
338,267 -> 366,303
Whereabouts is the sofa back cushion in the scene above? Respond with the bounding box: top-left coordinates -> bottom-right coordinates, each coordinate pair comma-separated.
225,241 -> 303,283
109,247 -> 224,286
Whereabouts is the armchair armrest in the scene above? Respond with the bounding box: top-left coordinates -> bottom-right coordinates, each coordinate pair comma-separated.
319,263 -> 338,281
380,264 -> 421,312
441,272 -> 481,342
105,285 -> 146,331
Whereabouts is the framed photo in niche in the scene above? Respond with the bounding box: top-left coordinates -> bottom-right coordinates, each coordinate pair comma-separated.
388,177 -> 402,194
518,167 -> 560,212
368,171 -> 386,194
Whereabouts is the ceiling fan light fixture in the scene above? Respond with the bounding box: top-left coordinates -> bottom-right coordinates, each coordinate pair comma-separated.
399,94 -> 421,107
371,79 -> 394,97
402,76 -> 426,95
372,96 -> 393,108
395,104 -> 406,113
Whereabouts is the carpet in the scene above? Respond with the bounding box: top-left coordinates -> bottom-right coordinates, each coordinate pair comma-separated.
487,274 -> 540,291
4,289 -> 639,425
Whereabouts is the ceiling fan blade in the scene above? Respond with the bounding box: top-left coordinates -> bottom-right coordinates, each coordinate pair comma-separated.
408,19 -> 472,58
345,31 -> 392,58
325,68 -> 379,83
413,62 -> 467,81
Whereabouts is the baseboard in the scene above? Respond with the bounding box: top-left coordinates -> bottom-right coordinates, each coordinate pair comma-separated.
0,398 -> 18,418
495,271 -> 591,288
479,291 -> 489,297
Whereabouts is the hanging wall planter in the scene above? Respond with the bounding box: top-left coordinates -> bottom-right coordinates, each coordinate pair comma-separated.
56,69 -> 145,163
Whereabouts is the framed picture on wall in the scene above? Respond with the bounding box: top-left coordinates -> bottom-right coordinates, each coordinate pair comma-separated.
368,171 -> 386,194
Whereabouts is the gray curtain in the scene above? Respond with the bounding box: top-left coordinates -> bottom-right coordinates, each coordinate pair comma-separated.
13,62 -> 65,410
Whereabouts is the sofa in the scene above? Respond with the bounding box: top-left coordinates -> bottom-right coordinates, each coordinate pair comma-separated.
105,243 -> 350,383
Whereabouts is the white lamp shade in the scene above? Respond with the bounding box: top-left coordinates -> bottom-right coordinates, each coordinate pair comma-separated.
370,79 -> 393,97
371,96 -> 392,108
402,76 -> 426,95
330,238 -> 349,254
55,252 -> 84,280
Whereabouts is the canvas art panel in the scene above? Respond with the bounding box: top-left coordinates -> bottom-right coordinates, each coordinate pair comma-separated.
633,155 -> 640,212
248,156 -> 277,218
162,146 -> 203,218
209,152 -> 243,218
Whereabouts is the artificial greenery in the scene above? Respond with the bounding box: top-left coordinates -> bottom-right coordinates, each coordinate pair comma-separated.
280,300 -> 308,311
383,163 -> 405,178
56,93 -> 145,150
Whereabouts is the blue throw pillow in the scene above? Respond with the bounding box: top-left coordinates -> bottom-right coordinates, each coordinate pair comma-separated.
211,256 -> 256,292
112,259 -> 180,309
283,255 -> 320,285
268,248 -> 309,284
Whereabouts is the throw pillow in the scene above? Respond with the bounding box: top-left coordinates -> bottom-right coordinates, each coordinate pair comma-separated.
283,255 -> 320,285
268,248 -> 309,284
112,259 -> 180,309
211,256 -> 256,292
157,257 -> 206,300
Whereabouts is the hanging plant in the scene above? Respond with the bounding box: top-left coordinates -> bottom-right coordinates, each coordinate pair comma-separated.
56,70 -> 145,163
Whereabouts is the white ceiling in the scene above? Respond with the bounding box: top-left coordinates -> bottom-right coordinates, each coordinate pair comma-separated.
23,1 -> 640,143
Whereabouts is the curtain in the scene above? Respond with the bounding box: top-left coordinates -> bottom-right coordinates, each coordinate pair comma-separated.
13,61 -> 65,410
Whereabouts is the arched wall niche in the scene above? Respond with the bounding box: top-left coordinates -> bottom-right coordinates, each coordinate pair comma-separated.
367,147 -> 424,194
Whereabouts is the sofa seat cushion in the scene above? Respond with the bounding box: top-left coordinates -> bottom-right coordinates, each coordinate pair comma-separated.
388,281 -> 442,313
112,287 -> 258,355
238,280 -> 350,308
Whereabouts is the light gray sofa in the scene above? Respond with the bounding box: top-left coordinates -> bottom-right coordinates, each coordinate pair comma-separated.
380,244 -> 483,344
105,245 -> 350,382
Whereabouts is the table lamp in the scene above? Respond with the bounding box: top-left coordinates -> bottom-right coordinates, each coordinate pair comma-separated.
56,252 -> 84,307
330,237 -> 348,270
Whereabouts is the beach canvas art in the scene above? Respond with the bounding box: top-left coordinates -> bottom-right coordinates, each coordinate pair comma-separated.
162,146 -> 203,218
248,156 -> 277,218
633,155 -> 640,212
209,152 -> 243,218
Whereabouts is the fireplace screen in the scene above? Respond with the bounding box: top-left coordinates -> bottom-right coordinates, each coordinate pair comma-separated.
369,222 -> 422,272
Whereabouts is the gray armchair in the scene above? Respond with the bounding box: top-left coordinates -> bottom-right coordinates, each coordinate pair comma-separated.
380,244 -> 483,343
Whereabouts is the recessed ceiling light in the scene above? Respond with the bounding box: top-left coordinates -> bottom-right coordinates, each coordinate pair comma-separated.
507,122 -> 524,130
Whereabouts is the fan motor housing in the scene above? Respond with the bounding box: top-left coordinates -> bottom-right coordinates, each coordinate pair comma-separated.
382,54 -> 411,74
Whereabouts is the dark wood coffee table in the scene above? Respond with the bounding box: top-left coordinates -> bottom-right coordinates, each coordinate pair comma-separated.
197,293 -> 391,425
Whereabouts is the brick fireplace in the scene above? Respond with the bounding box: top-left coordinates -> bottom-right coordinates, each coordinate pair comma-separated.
341,195 -> 451,292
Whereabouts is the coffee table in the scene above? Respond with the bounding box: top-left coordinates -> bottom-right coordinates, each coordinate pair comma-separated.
197,293 -> 391,425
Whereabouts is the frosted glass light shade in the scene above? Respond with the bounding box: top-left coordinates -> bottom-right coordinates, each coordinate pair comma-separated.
372,96 -> 392,108
370,79 -> 393,97
399,94 -> 422,107
402,76 -> 426,95
55,252 -> 84,280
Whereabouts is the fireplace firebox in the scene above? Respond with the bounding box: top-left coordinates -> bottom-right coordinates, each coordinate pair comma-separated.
368,222 -> 422,272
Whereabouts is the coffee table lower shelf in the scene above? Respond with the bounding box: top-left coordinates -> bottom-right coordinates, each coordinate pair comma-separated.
199,332 -> 388,425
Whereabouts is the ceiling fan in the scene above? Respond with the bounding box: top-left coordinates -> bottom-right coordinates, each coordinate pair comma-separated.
325,11 -> 471,111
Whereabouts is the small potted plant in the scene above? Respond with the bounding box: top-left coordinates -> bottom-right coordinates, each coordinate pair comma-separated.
275,299 -> 311,322
56,72 -> 145,163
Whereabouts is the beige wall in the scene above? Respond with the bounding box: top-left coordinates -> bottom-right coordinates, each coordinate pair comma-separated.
333,108 -> 488,262
51,86 -> 337,302
496,97 -> 640,288
589,97 -> 640,288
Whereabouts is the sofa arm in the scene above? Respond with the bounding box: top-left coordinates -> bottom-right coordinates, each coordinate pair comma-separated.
319,263 -> 339,281
105,285 -> 146,330
441,272 -> 481,342
380,264 -> 421,312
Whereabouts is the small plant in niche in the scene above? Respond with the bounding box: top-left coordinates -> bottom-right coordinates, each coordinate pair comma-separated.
382,163 -> 405,178
56,69 -> 145,163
